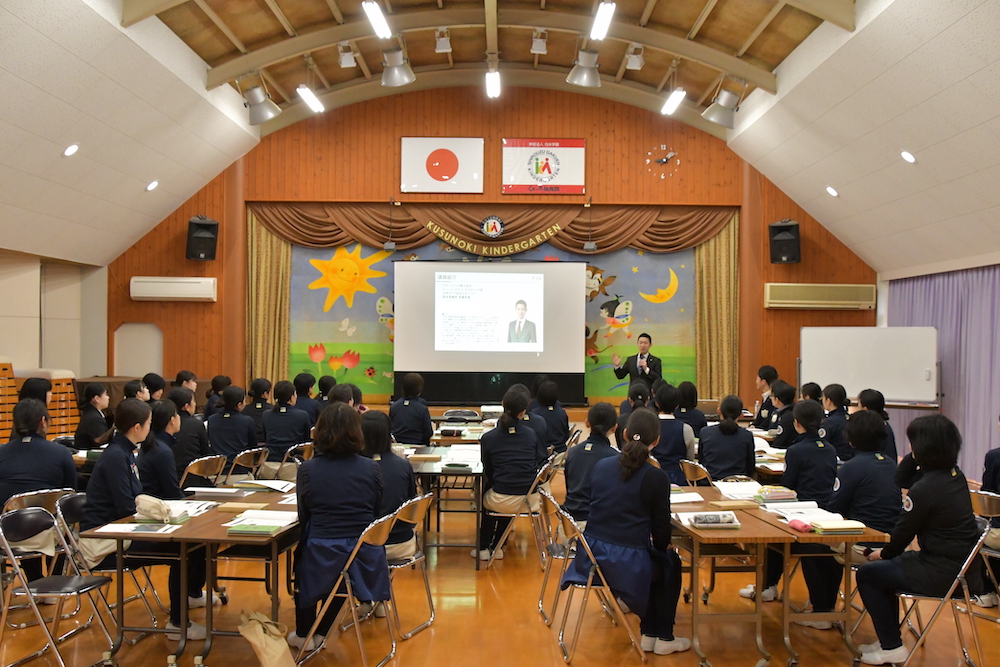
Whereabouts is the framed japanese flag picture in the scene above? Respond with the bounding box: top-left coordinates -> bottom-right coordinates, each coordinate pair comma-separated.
400,137 -> 484,193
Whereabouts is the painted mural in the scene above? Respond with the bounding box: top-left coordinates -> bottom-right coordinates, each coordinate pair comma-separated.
289,241 -> 695,399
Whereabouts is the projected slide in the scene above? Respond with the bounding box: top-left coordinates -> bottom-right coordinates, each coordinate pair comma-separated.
434,272 -> 543,352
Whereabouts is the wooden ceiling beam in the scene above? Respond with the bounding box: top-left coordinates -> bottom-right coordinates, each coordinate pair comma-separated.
737,1 -> 784,57
638,0 -> 658,28
323,0 -> 345,24
786,0 -> 855,31
687,0 -> 718,40
263,0 -> 297,37
259,68 -> 290,103
121,0 -> 186,27
697,73 -> 723,105
193,0 -> 247,53
350,41 -> 373,80
485,0 -> 499,55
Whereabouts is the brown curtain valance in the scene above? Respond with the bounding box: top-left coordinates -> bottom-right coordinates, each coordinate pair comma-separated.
248,202 -> 737,254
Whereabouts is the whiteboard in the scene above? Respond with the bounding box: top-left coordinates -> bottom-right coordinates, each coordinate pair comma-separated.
799,327 -> 938,404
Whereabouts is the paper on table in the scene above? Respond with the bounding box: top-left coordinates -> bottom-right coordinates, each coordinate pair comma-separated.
222,510 -> 298,528
186,487 -> 243,495
673,511 -> 742,528
277,493 -> 297,505
233,480 -> 296,493
93,523 -> 183,534
164,500 -> 217,517
713,480 -> 762,500
670,492 -> 705,504
758,462 -> 785,472
447,445 -> 482,464
762,501 -> 818,511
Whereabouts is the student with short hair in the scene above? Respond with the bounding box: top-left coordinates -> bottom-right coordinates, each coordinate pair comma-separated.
510,383 -> 548,446
326,384 -> 354,406
0,399 -> 76,505
800,382 -> 822,403
123,379 -> 150,401
674,381 -> 707,439
362,411 -> 417,561
856,389 -> 897,460
242,378 -> 273,441
697,396 -> 754,480
75,382 -> 112,450
389,373 -> 433,445
616,383 -> 650,449
346,383 -> 367,414
531,380 -> 570,453
317,376 -> 337,409
767,380 -> 798,450
651,384 -> 695,486
138,400 -> 185,500
821,384 -> 851,460
293,373 -> 320,425
562,402 -> 619,529
751,365 -> 779,428
167,387 -> 213,487
206,386 -> 258,482
143,373 -> 166,401
203,375 -> 231,418
527,374 -> 550,413
18,377 -> 52,405
172,370 -> 198,393
261,381 -> 312,481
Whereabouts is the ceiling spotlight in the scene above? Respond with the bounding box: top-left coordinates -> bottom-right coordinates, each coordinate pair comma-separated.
566,50 -> 601,88
62,144 -> 79,157
661,88 -> 686,115
146,180 -> 159,192
381,47 -> 415,87
901,150 -> 916,163
338,42 -> 356,68
242,84 -> 282,125
435,28 -> 452,54
362,1 -> 392,39
625,44 -> 644,71
530,29 -> 548,55
590,2 -> 616,40
826,186 -> 839,197
701,88 -> 740,128
297,85 -> 325,113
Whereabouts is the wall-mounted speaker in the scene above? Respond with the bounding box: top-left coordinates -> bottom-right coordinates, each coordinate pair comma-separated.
186,215 -> 219,261
769,219 -> 801,264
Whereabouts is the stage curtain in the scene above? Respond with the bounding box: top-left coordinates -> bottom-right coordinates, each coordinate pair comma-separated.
248,202 -> 736,254
695,213 -> 739,399
247,211 -> 292,385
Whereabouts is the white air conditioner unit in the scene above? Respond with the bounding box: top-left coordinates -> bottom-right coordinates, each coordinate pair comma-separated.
764,283 -> 876,310
129,276 -> 217,302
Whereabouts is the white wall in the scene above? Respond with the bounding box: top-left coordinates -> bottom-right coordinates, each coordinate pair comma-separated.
41,263 -> 82,373
0,251 -> 41,372
79,266 -> 108,377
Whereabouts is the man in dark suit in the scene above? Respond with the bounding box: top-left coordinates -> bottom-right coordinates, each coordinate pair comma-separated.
612,332 -> 662,389
507,299 -> 537,343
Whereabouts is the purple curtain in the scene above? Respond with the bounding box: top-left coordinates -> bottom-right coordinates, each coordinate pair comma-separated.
887,265 -> 1000,476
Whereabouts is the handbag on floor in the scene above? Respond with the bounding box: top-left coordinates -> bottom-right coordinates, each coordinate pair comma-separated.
237,609 -> 296,667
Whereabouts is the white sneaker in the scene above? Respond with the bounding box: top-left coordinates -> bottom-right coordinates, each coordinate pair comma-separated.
739,584 -> 778,601
356,601 -> 374,617
616,597 -> 631,614
286,631 -> 326,651
188,592 -> 221,609
165,621 -> 207,641
653,637 -> 691,655
860,645 -> 909,665
973,592 -> 998,608
794,617 -> 833,630
640,635 -> 656,652
471,549 -> 490,560
859,641 -> 882,654
373,601 -> 387,618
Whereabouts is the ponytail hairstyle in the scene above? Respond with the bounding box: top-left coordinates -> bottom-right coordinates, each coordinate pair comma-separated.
172,370 -> 197,387
619,408 -> 659,481
627,382 -> 649,406
13,398 -> 48,437
822,383 -> 849,410
207,375 -> 231,399
271,381 -> 295,411
586,402 -> 617,439
146,400 -> 178,455
82,382 -> 107,409
717,395 -> 743,435
248,378 -> 272,401
499,385 -> 530,430
221,385 -> 246,411
857,388 -> 889,420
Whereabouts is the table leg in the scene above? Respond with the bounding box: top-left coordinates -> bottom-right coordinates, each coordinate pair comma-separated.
690,540 -> 709,665
474,477 -> 481,572
199,544 -> 216,663
105,541 -> 126,663
754,543 -> 771,666
840,543 -> 861,660
781,543 -> 796,666
169,542 -> 189,667
271,539 -> 280,620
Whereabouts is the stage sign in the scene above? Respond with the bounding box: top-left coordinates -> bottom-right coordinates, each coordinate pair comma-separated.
501,138 -> 585,194
401,137 -> 484,193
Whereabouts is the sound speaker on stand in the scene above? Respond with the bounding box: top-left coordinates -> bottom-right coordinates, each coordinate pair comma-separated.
186,216 -> 219,261
769,219 -> 800,264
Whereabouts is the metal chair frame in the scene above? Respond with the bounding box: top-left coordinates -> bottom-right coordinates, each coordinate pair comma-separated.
224,446 -> 269,484
179,454 -> 228,487
968,489 -> 1000,624
537,490 -> 572,626
680,459 -> 712,486
385,493 -> 435,640
485,457 -> 556,570
271,442 -> 314,479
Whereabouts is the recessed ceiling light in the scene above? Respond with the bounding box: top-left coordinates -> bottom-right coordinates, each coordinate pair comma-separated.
825,186 -> 839,197
900,150 -> 916,163
63,144 -> 78,157
146,180 -> 159,191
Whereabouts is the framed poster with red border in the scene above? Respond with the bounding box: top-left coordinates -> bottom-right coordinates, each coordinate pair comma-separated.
501,138 -> 585,194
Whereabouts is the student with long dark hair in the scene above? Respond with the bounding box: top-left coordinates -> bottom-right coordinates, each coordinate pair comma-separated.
138,400 -> 185,500
697,395 -> 754,480
203,375 -> 231,418
18,378 -> 52,405
261,380 -> 312,481
0,399 -> 76,505
857,388 -> 897,460
287,403 -> 390,651
530,380 -> 570,454
206,386 -> 257,482
562,402 -> 619,528
800,382 -> 822,403
820,383 -> 851,460
651,384 -> 695,486
476,386 -> 548,559
242,378 -> 273,441
143,373 -> 166,401
674,381 -> 707,438
74,382 -> 112,450
167,387 -> 213,487
562,409 -> 689,655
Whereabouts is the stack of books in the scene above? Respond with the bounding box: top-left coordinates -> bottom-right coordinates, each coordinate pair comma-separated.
810,520 -> 866,535
674,511 -> 742,530
754,485 -> 797,503
225,509 -> 298,536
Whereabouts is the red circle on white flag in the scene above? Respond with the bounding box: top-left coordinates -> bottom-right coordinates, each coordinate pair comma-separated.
426,149 -> 459,181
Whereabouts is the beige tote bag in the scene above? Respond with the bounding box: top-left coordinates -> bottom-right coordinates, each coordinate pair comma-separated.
237,609 -> 296,667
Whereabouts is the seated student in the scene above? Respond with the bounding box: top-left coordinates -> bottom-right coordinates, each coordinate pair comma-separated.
167,387 -> 213,487
18,377 -> 52,405
206,386 -> 258,482
138,400 -> 185,500
261,381 -> 312,482
362,410 -> 417,561
0,399 -> 77,505
143,373 -> 166,401
510,383 -> 548,445
697,396 -> 754,480
287,403 -> 390,651
800,382 -> 822,403
527,374 -> 550,414
123,379 -> 150,401
562,402 -> 619,529
293,373 -> 320,425
346,383 -> 368,414
767,380 -> 798,450
389,373 -> 433,445
531,380 -> 570,454
820,383 -> 852,460
172,370 -> 198,394
562,409 -> 690,655
75,382 -> 112,450
203,375 -> 231,418
674,381 -> 708,439
616,383 -> 650,449
242,378 -> 273,442
975,411 -> 1000,608
317,376 -> 336,410
752,365 -> 779,428
856,389 -> 897,460
649,379 -> 667,407
857,415 -> 982,665
740,400 -> 838,603
80,399 -> 213,640
326,383 -> 355,407
476,386 -> 548,560
650,384 -> 695,486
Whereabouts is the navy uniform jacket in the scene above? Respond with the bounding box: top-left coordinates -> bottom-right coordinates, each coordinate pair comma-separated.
697,423 -> 755,481
521,412 -> 548,447
613,353 -> 662,390
138,432 -> 185,500
242,400 -> 273,442
261,404 -> 312,462
82,434 -> 142,531
651,416 -> 693,486
298,454 -> 382,539
530,401 -> 570,453
295,395 -> 321,426
827,450 -> 900,534
895,453 -> 922,489
480,421 -> 547,495
768,404 -> 797,450
371,452 -> 418,544
389,397 -> 433,445
781,431 -> 838,507
586,456 -> 672,551
0,433 -> 77,505
207,410 -> 258,472
983,448 -> 1000,528
204,394 -> 223,418
881,420 -> 898,460
820,407 -> 851,460
752,394 -> 774,429
562,433 -> 618,521
674,407 -> 708,439
74,405 -> 110,450
173,412 -> 212,479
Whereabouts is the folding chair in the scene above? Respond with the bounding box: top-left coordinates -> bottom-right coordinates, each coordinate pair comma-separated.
224,446 -> 269,483
179,454 -> 227,487
296,513 -> 397,667
485,457 -> 555,570
555,507 -> 647,664
270,442 -> 314,480
0,508 -> 113,667
537,490 -> 573,626
385,493 -> 435,639
680,459 -> 712,486
970,489 -> 1000,622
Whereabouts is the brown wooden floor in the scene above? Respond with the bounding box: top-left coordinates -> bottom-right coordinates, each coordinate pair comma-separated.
4,479 -> 996,667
